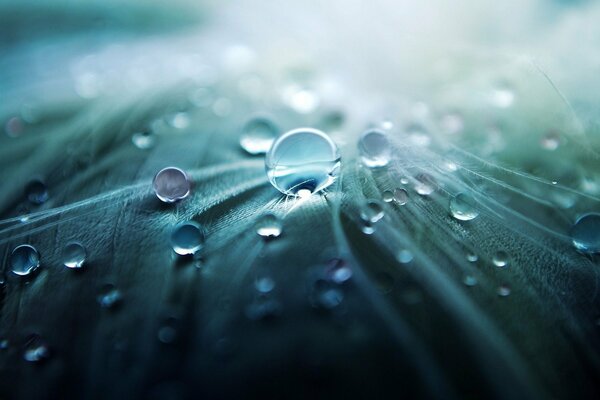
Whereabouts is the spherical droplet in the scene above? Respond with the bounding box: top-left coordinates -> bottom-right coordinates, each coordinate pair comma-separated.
10,244 -> 40,276
255,277 -> 276,293
265,128 -> 340,196
358,129 -> 391,168
393,188 -> 409,205
256,213 -> 282,239
414,174 -> 436,196
25,179 -> 48,205
497,284 -> 511,297
382,190 -> 394,202
463,275 -> 478,287
450,193 -> 480,221
240,117 -> 279,155
571,213 -> 600,254
360,200 -> 385,224
171,221 -> 204,255
23,335 -> 49,363
397,249 -> 413,264
62,242 -> 87,269
492,251 -> 509,268
540,132 -> 560,151
325,258 -> 352,284
466,252 -> 478,262
132,130 -> 155,149
153,167 -> 191,203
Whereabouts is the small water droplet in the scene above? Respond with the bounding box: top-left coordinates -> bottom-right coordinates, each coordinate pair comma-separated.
132,130 -> 155,149
393,188 -> 409,205
414,174 -> 436,196
358,129 -> 391,168
361,224 -> 376,235
311,279 -> 343,309
360,200 -> 385,224
466,252 -> 478,262
265,128 -> 340,196
168,112 -> 190,129
256,213 -> 282,239
463,275 -> 478,287
540,132 -> 560,151
497,284 -> 511,297
97,284 -> 122,309
23,335 -> 49,363
382,190 -> 394,202
25,179 -> 48,205
397,249 -> 413,264
240,117 -> 279,155
153,167 -> 191,203
10,244 -> 40,276
492,251 -> 509,268
171,221 -> 204,255
62,242 -> 86,269
325,258 -> 352,284
0,339 -> 9,350
571,213 -> 600,253
254,277 -> 276,293
449,193 -> 480,221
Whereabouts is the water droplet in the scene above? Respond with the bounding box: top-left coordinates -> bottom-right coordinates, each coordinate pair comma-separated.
256,213 -> 282,239
414,174 -> 436,196
541,132 -> 560,151
23,335 -> 49,363
25,179 -> 48,205
132,130 -> 155,149
168,112 -> 190,129
393,188 -> 409,205
62,242 -> 86,269
310,279 -> 343,309
360,200 -> 385,224
463,275 -> 478,287
571,213 -> 600,253
361,224 -> 376,235
0,338 -> 9,350
10,245 -> 40,276
400,177 -> 409,185
497,284 -> 511,297
97,284 -> 122,309
397,249 -> 413,264
382,190 -> 394,202
466,252 -> 478,262
325,258 -> 352,284
265,128 -> 340,196
240,117 -> 279,155
171,221 -> 204,255
358,129 -> 391,168
449,193 -> 480,221
254,277 -> 275,293
153,167 -> 191,203
492,251 -> 509,268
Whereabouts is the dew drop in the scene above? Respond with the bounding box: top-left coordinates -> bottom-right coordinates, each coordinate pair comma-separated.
168,112 -> 190,129
23,335 -> 49,363
254,277 -> 276,293
358,129 -> 391,168
255,213 -> 282,239
62,242 -> 86,269
414,174 -> 436,196
97,284 -> 122,309
10,244 -> 40,276
449,193 -> 480,221
382,190 -> 394,202
325,258 -> 352,284
540,132 -> 560,151
153,167 -> 191,203
265,128 -> 340,196
360,200 -> 385,224
463,275 -> 478,287
25,179 -> 48,205
393,188 -> 409,205
400,177 -> 409,185
311,279 -> 344,309
397,249 -> 413,264
239,117 -> 279,155
571,213 -> 600,254
171,221 -> 204,255
132,130 -> 155,149
466,252 -> 478,262
497,284 -> 511,297
492,251 -> 509,268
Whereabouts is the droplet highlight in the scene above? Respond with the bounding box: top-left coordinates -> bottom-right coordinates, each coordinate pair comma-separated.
62,242 -> 86,269
10,244 -> 40,276
153,167 -> 191,203
171,221 -> 204,255
240,117 -> 279,155
256,213 -> 282,239
358,129 -> 391,168
449,193 -> 480,221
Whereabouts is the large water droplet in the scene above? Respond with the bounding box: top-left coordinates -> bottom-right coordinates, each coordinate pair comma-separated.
265,128 -> 340,196
239,117 -> 279,155
540,132 -> 560,151
393,188 -> 409,205
256,213 -> 282,239
449,193 -> 480,221
358,129 -> 391,168
463,275 -> 478,287
10,244 -> 40,276
382,190 -> 394,203
132,130 -> 155,149
25,179 -> 48,205
497,284 -> 511,297
62,242 -> 86,269
171,221 -> 204,255
153,167 -> 191,203
360,200 -> 385,224
571,213 -> 600,253
492,251 -> 509,268
23,335 -> 49,363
